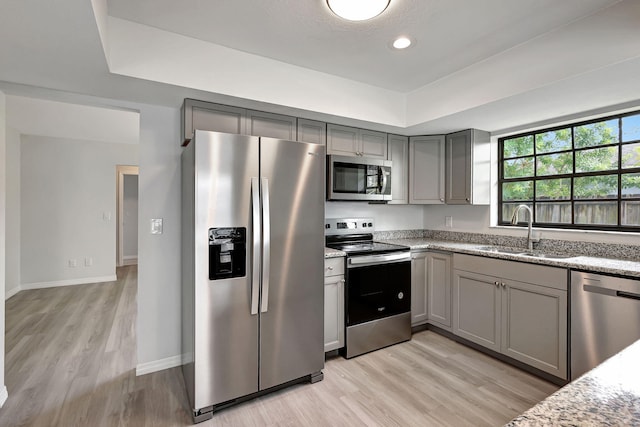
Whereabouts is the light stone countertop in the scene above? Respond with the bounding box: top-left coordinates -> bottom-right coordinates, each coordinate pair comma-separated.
377,238 -> 640,279
324,247 -> 346,258
505,338 -> 640,426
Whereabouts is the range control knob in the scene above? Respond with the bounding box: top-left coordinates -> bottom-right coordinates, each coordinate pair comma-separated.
368,222 -> 373,227
362,222 -> 367,227
398,292 -> 404,300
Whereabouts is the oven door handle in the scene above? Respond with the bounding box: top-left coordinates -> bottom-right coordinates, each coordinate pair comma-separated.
348,252 -> 411,268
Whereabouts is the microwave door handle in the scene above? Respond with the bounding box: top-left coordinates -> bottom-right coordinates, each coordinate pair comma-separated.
380,168 -> 388,194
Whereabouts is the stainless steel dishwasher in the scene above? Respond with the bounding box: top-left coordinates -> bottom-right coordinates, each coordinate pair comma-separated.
571,271 -> 640,380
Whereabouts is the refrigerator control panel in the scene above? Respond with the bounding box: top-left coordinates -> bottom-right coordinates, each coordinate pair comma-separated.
209,228 -> 246,280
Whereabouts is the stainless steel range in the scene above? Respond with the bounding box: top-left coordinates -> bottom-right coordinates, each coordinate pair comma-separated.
325,218 -> 411,358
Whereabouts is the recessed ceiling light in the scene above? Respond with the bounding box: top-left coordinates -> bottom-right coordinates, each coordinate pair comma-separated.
326,0 -> 391,21
392,37 -> 412,49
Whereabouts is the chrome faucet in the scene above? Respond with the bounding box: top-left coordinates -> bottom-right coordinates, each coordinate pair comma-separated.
511,204 -> 534,251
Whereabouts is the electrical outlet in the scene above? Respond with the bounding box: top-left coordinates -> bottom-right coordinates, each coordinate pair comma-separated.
151,218 -> 163,234
445,216 -> 453,228
68,259 -> 77,268
85,257 -> 93,267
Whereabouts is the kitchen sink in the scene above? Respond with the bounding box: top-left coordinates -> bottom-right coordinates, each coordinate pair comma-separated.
477,246 -> 574,259
518,252 -> 574,259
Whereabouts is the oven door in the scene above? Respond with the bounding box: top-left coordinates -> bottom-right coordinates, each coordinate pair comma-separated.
327,155 -> 392,201
346,253 -> 411,326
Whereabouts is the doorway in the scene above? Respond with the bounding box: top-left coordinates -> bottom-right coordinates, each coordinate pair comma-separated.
117,165 -> 139,267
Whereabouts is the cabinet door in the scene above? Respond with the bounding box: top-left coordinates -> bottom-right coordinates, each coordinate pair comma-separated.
501,280 -> 567,379
246,110 -> 297,140
452,269 -> 501,352
411,252 -> 429,326
182,99 -> 246,144
427,252 -> 452,329
324,275 -> 345,352
327,124 -> 359,156
409,136 -> 445,204
445,130 -> 472,204
388,134 -> 409,204
360,129 -> 388,159
297,119 -> 326,145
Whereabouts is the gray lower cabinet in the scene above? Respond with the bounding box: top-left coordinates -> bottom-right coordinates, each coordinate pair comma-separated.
452,254 -> 568,379
409,135 -> 445,204
388,134 -> 409,204
297,119 -> 326,144
411,251 -> 429,326
327,124 -> 388,159
412,251 -> 453,329
245,110 -> 297,140
324,257 -> 345,352
426,251 -> 452,330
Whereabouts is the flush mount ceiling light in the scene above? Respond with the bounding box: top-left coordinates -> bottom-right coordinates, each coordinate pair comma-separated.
326,0 -> 391,21
392,36 -> 412,49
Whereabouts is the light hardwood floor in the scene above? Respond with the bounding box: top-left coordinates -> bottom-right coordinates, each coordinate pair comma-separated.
1,266 -> 558,426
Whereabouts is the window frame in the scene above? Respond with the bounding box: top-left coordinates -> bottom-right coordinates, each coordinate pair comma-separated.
498,110 -> 640,232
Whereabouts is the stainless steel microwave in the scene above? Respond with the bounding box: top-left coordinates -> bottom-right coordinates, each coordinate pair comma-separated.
327,155 -> 392,201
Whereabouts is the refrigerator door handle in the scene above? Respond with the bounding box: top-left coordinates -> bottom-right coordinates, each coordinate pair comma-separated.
260,177 -> 271,313
250,177 -> 260,315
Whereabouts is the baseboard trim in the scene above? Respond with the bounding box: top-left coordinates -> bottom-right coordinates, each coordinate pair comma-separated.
0,385 -> 8,407
5,286 -> 21,300
136,355 -> 182,376
20,275 -> 118,292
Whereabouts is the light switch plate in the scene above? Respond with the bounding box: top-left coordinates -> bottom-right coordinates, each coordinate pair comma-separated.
151,218 -> 163,234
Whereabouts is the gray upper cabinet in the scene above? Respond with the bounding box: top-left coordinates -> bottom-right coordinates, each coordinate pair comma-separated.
297,119 -> 327,145
388,134 -> 409,204
445,129 -> 491,205
181,99 -> 245,145
409,135 -> 445,204
327,124 -> 388,159
246,110 -> 297,140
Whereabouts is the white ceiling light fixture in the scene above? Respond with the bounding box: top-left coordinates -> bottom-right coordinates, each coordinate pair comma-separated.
326,0 -> 391,21
392,37 -> 412,49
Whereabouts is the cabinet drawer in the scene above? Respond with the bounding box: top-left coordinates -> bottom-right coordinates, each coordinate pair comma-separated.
453,253 -> 567,291
325,257 -> 345,277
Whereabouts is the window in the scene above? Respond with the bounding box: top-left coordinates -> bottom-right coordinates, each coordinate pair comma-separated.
499,111 -> 640,231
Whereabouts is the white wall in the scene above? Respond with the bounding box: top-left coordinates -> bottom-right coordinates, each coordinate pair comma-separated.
5,126 -> 20,298
20,135 -> 138,286
325,201 -> 424,231
0,90 -> 8,406
136,103 -> 182,372
123,174 -> 138,259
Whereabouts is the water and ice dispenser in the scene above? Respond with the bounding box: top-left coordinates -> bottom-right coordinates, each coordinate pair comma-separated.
208,228 -> 246,280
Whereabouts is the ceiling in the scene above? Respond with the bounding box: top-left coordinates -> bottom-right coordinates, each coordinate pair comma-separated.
1,0 -> 640,134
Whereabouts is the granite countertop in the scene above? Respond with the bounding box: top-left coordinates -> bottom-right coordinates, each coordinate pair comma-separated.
324,247 -> 346,258
377,238 -> 640,279
505,338 -> 640,426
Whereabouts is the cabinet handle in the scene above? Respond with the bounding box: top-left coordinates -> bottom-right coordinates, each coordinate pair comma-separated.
501,282 -> 506,288
327,266 -> 334,271
494,281 -> 499,286
440,198 -> 444,202
465,198 -> 470,202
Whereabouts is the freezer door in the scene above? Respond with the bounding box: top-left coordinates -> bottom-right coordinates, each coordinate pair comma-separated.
193,131 -> 260,409
258,138 -> 326,390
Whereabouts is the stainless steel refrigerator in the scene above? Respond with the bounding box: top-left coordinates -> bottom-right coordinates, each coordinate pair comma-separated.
181,130 -> 325,422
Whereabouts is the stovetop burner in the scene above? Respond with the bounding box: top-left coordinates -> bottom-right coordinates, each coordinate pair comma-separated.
326,235 -> 409,256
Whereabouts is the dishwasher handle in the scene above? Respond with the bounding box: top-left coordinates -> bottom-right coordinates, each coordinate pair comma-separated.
583,284 -> 640,301
617,290 -> 640,301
